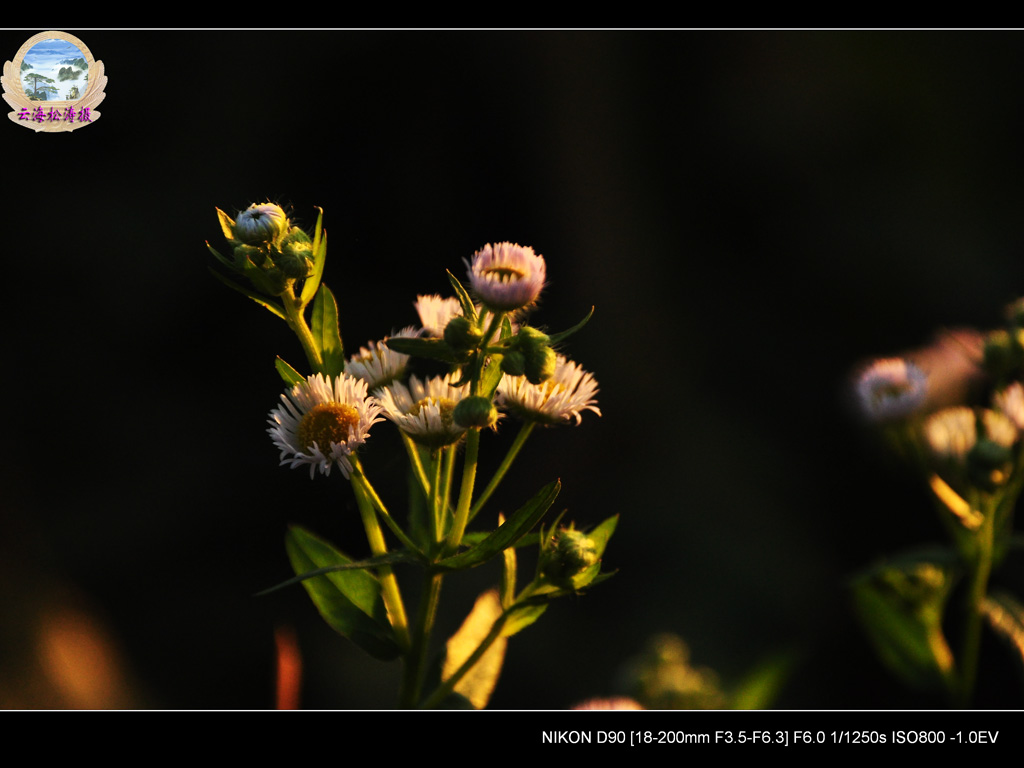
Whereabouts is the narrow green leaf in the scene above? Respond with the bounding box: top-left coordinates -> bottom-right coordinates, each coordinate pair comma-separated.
207,267 -> 287,320
385,336 -> 468,364
447,269 -> 478,323
206,242 -> 236,271
299,209 -> 327,306
586,514 -> 619,560
500,601 -> 548,637
499,513 -> 516,608
215,207 -> 236,242
479,354 -> 505,399
500,315 -> 514,340
436,481 -> 560,571
311,284 -> 345,376
547,306 -> 595,345
256,550 -> 420,596
982,591 -> 1024,676
275,356 -> 304,386
285,526 -> 400,660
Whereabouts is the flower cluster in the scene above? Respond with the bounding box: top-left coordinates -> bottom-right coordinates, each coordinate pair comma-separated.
211,204 -> 613,710
852,301 -> 1024,706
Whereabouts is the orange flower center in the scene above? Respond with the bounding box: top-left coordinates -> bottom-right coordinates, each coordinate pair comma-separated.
297,403 -> 360,452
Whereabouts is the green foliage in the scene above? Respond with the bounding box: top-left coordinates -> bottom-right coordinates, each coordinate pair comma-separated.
285,526 -> 401,660
310,284 -> 344,376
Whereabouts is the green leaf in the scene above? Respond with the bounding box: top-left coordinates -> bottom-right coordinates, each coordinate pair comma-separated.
256,550 -> 420,596
215,207 -> 236,242
447,269 -> 478,323
311,284 -> 345,376
478,354 -> 505,400
500,601 -> 548,637
285,526 -> 400,660
436,481 -> 560,571
547,306 -> 594,345
207,267 -> 287,320
850,557 -> 956,691
299,208 -> 327,307
586,514 -> 618,560
498,513 -> 516,608
982,591 -> 1024,676
384,336 -> 469,364
275,356 -> 304,386
442,590 -> 506,709
729,651 -> 796,710
206,241 -> 236,271
500,315 -> 514,340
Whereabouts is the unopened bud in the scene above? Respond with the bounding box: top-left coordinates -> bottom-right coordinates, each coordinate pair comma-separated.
453,395 -> 498,429
544,528 -> 599,587
443,316 -> 484,351
234,203 -> 289,246
501,350 -> 526,376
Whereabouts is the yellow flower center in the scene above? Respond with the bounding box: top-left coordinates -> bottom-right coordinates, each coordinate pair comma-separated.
410,396 -> 456,428
297,403 -> 360,452
483,266 -> 525,281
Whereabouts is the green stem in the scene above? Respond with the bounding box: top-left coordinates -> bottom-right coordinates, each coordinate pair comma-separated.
351,460 -> 423,557
400,571 -> 444,708
444,428 -> 481,555
282,286 -> 323,373
469,421 -> 535,524
350,472 -> 411,652
957,498 -> 996,707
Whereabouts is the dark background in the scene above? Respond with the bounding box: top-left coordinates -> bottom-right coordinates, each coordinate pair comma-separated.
3,30 -> 1024,710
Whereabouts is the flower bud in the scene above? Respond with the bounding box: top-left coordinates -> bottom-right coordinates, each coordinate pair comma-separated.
500,350 -> 526,377
525,344 -> 557,384
543,528 -> 599,588
443,316 -> 484,351
453,395 -> 499,429
233,242 -> 268,268
234,203 -> 289,246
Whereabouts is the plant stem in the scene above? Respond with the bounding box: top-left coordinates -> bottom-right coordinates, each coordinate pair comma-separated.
351,473 -> 411,652
444,428 -> 481,555
351,461 -> 423,556
957,498 -> 996,707
469,421 -> 535,523
399,571 -> 444,708
281,286 -> 324,374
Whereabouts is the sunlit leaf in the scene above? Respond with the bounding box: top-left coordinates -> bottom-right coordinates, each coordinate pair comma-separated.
447,269 -> 478,323
982,591 -> 1024,677
311,284 -> 345,376
547,306 -> 594,345
442,589 -> 506,709
299,208 -> 326,306
275,356 -> 304,386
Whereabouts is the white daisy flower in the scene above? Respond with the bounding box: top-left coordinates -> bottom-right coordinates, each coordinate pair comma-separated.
346,326 -> 420,389
374,374 -> 472,448
415,295 -> 463,337
855,358 -> 928,422
497,355 -> 601,426
923,406 -> 976,461
465,242 -> 546,313
268,373 -> 384,479
994,381 -> 1024,430
982,408 -> 1018,448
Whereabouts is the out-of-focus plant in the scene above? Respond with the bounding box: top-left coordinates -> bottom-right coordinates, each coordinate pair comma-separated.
207,203 -> 614,708
853,308 -> 1024,706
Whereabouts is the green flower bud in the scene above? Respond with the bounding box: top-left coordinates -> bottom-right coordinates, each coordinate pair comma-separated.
453,395 -> 498,429
443,316 -> 484,351
233,242 -> 268,268
543,528 -> 599,588
968,438 -> 1013,490
501,350 -> 526,376
234,203 -> 289,246
525,344 -> 557,384
515,326 -> 556,384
